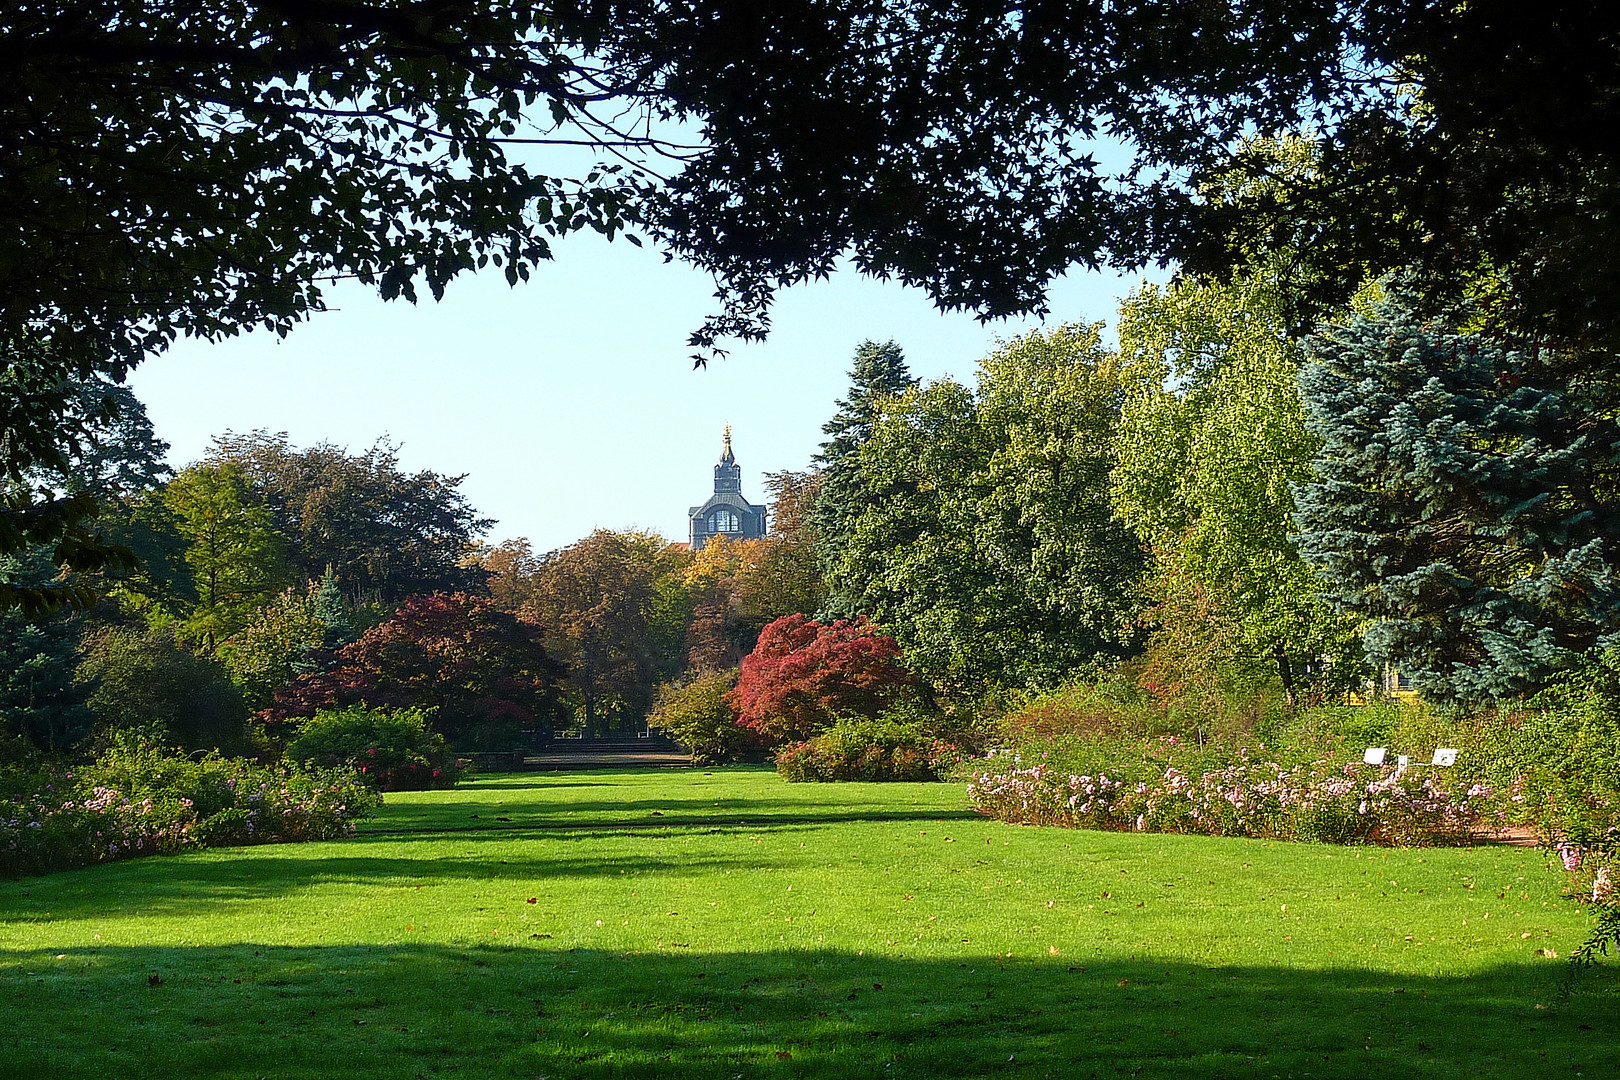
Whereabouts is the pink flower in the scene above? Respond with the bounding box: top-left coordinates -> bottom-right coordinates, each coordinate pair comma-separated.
1558,843 -> 1584,872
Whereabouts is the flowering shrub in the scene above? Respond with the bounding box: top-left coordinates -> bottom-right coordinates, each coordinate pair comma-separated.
283,704 -> 461,791
775,715 -> 952,782
1,738 -> 379,877
967,744 -> 1497,846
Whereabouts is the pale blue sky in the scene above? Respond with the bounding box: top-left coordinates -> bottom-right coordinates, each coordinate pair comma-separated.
128,234 -> 1158,554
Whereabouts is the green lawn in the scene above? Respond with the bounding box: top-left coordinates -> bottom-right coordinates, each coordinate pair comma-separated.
2,767 -> 1614,1078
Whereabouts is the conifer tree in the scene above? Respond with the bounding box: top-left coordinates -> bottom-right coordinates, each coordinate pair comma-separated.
812,341 -> 915,618
1295,290 -> 1620,703
0,552 -> 92,750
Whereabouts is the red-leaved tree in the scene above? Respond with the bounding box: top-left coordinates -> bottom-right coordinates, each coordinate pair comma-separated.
727,613 -> 913,743
258,592 -> 565,749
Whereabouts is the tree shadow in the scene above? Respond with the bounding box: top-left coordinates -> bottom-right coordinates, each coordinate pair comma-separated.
0,847 -> 802,924
0,943 -> 1612,1079
361,781 -> 978,838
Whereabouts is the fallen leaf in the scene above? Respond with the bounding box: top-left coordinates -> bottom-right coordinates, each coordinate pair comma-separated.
147,974 -> 162,987
776,1051 -> 792,1060
527,898 -> 538,904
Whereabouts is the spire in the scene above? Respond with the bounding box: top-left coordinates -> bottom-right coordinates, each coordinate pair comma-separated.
713,425 -> 741,493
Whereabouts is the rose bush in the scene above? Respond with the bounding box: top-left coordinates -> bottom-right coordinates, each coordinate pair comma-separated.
967,739 -> 1498,846
282,704 -> 461,791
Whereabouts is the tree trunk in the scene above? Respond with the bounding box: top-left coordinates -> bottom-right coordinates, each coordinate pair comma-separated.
1274,642 -> 1298,709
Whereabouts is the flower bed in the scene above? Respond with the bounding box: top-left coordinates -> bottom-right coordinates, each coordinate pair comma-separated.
967,748 -> 1497,846
1,741 -> 379,877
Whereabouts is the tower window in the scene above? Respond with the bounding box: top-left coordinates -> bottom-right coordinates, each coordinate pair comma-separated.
710,510 -> 740,533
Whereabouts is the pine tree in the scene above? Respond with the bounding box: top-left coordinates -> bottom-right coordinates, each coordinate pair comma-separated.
812,341 -> 915,617
0,550 -> 93,750
1294,290 -> 1620,703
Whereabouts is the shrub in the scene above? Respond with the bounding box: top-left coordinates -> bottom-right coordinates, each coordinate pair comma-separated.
1512,656 -> 1620,966
775,713 -> 948,782
0,736 -> 378,876
730,614 -> 914,743
283,705 -> 461,791
647,670 -> 753,764
76,625 -> 248,752
967,741 -> 1497,846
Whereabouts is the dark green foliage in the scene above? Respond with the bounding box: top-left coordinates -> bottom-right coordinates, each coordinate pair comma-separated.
41,377 -> 172,500
0,607 -> 92,753
206,432 -> 491,604
0,549 -> 92,750
812,341 -> 915,618
830,327 -> 1145,695
76,626 -> 248,752
283,705 -> 460,791
1295,289 -> 1620,703
1,370 -> 156,615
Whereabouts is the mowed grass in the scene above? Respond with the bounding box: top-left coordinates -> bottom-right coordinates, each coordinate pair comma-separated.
2,768 -> 1615,1079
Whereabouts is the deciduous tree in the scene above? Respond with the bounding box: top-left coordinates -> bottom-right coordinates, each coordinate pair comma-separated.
162,462 -> 288,650
1111,270 -> 1363,704
206,431 -> 491,604
260,592 -> 565,748
729,614 -> 913,744
524,530 -> 688,731
835,326 -> 1146,695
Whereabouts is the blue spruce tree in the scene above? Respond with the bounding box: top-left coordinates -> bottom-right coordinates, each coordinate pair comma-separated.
1295,289 -> 1620,703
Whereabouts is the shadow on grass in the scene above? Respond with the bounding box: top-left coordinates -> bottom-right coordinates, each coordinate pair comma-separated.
0,846 -> 803,924
1,943 -> 1613,1079
359,785 -> 978,839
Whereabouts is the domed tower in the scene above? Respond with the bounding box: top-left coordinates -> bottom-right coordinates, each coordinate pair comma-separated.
688,426 -> 767,550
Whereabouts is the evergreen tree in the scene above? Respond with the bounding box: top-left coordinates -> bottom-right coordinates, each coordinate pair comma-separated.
812,341 -> 915,617
0,551 -> 92,751
1294,290 -> 1620,704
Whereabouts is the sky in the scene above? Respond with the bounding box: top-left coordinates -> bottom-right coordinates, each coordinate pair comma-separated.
128,233 -> 1159,554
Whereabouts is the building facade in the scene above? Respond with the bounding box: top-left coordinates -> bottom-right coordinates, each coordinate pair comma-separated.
689,426 -> 767,550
